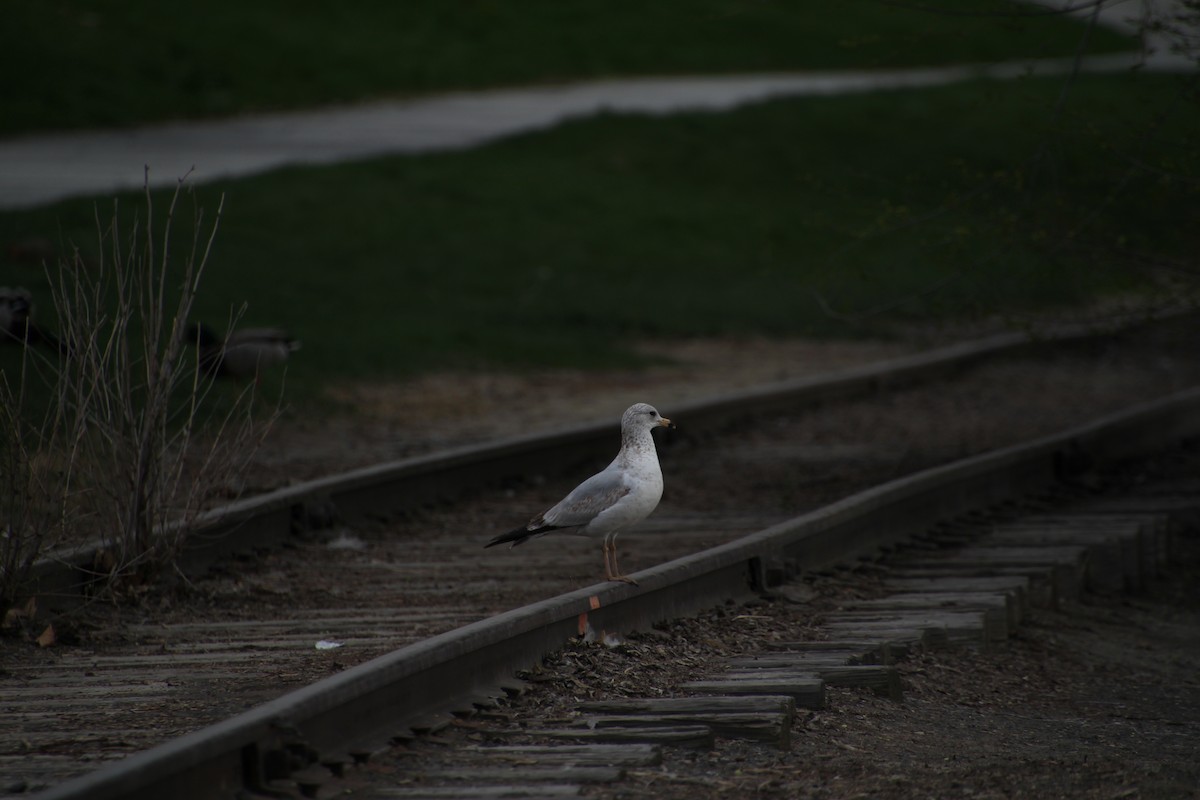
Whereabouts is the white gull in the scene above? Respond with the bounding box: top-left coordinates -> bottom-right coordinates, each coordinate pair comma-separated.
486,402 -> 675,585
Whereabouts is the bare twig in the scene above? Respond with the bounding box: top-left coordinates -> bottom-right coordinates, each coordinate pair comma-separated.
1,174 -> 276,614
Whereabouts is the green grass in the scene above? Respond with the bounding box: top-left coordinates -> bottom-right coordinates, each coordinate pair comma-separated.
3,71 -> 1196,406
0,1 -> 1138,136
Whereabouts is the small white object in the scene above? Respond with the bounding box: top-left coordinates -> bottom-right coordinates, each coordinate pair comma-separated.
315,640 -> 344,650
326,531 -> 367,551
602,631 -> 625,648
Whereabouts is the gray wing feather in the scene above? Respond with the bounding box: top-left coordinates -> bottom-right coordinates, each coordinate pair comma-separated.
536,470 -> 631,529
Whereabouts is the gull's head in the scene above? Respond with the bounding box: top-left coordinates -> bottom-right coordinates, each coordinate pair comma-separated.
623,402 -> 675,431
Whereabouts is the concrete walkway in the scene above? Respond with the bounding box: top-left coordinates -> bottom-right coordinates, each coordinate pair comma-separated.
0,1 -> 1192,212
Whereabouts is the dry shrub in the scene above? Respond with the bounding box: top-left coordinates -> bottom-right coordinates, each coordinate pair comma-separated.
1,175 -> 274,615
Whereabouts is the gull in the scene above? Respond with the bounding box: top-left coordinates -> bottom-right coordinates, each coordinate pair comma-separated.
486,402 -> 675,585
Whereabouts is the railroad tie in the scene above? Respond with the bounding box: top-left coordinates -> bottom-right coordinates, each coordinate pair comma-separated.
577,694 -> 796,751
19,442 -> 1196,799
149,499 -> 1182,799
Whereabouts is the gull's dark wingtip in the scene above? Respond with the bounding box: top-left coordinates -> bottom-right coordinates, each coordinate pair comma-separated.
485,523 -> 565,549
485,527 -> 531,549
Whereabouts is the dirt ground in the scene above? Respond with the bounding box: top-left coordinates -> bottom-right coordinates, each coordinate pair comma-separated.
246,310 -> 1200,491
245,336 -> 917,489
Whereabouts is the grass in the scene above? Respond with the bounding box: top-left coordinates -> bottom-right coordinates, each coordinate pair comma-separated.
3,71 -> 1196,407
0,5 -> 1186,608
0,1 -> 1139,136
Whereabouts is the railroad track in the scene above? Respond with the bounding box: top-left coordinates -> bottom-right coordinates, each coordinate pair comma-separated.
335,452 -> 1199,800
3,324 -> 1200,798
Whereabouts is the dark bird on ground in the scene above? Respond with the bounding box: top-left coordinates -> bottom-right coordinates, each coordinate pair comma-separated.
190,322 -> 300,381
0,286 -> 62,351
0,286 -> 32,340
485,403 -> 676,585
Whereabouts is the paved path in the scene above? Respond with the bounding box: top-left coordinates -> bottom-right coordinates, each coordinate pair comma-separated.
0,0 -> 1192,212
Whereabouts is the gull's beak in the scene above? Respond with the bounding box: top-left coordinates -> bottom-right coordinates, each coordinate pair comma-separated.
657,416 -> 676,430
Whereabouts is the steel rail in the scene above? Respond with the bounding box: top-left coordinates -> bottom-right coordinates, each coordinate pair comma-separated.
33,385 -> 1200,800
27,325 -> 1120,611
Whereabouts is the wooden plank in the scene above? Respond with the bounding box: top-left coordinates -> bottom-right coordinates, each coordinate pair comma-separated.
408,713 -> 456,736
1078,496 -> 1199,513
370,786 -> 582,798
822,611 -> 988,640
999,517 -> 1148,530
825,609 -> 998,645
415,767 -> 625,784
960,545 -> 1087,603
979,528 -> 1131,593
816,666 -> 903,701
887,565 -> 1059,609
123,609 -> 467,634
466,744 -> 662,767
289,764 -> 332,795
680,678 -> 825,709
719,663 -> 903,701
883,576 -> 1029,618
824,614 -> 991,650
0,686 -> 178,703
447,694 -> 505,718
1015,512 -> 1167,575
0,730 -> 162,748
498,725 -> 714,749
584,712 -> 790,749
899,544 -> 1089,568
718,666 -> 901,700
843,592 -> 1015,634
7,667 -> 255,684
724,654 -> 859,668
13,653 -> 284,670
576,695 -> 794,716
497,678 -> 531,697
828,623 -> 931,641
759,640 -> 911,663
759,640 -> 880,657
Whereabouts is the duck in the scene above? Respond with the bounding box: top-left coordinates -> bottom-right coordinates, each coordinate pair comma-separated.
0,286 -> 61,351
0,286 -> 32,341
189,322 -> 300,381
